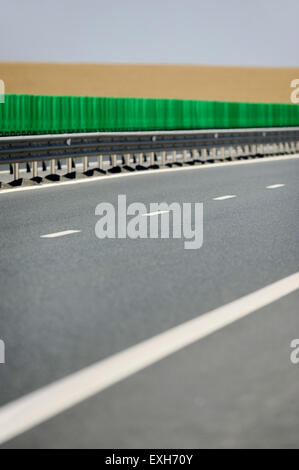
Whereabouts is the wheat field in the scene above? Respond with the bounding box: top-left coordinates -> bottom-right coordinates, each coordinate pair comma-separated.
0,63 -> 298,103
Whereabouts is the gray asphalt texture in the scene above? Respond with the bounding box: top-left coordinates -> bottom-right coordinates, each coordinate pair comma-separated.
0,158 -> 299,448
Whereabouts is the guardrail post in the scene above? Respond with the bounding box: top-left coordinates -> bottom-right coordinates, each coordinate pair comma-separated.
50,159 -> 55,174
66,157 -> 72,173
264,144 -> 268,155
138,153 -> 143,165
124,153 -> 130,166
32,161 -> 38,178
191,149 -> 196,161
161,151 -> 166,165
111,154 -> 117,167
97,155 -> 103,170
172,150 -> 177,163
149,152 -> 155,166
182,150 -> 187,162
83,156 -> 88,172
13,163 -> 19,181
250,144 -> 256,156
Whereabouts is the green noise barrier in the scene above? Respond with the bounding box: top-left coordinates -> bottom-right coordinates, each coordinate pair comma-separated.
1,94 -> 299,135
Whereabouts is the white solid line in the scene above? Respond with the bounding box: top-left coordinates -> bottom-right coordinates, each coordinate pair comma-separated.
0,154 -> 298,195
213,195 -> 236,200
40,230 -> 81,238
0,272 -> 299,445
266,184 -> 285,189
142,210 -> 170,217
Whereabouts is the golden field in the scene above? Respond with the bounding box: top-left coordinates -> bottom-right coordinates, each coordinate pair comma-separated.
0,62 -> 298,103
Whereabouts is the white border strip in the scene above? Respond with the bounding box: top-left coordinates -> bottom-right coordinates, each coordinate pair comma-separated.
0,271 -> 299,445
1,154 -> 299,196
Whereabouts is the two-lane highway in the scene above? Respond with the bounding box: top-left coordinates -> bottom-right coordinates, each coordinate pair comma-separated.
0,156 -> 299,448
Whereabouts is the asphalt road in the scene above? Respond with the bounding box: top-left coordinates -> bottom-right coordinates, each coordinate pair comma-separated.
0,157 -> 299,448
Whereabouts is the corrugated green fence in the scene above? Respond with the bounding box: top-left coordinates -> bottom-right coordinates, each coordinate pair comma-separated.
1,94 -> 299,135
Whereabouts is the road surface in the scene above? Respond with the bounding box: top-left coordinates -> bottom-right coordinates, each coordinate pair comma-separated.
0,156 -> 299,448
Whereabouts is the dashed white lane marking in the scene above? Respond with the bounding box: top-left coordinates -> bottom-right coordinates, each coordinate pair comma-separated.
142,210 -> 170,217
266,184 -> 285,189
0,154 -> 298,195
213,195 -> 236,200
0,271 -> 299,445
40,230 -> 81,238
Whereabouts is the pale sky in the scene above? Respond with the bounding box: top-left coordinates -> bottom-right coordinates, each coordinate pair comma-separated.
1,0 -> 299,66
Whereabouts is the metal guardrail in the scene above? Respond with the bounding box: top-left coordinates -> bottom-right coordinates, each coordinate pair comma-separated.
0,127 -> 299,186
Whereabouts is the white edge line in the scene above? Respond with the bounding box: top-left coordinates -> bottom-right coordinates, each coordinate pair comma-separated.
0,271 -> 299,445
0,154 -> 298,195
40,230 -> 81,238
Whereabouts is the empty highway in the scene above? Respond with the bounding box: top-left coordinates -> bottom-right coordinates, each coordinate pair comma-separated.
0,156 -> 299,448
